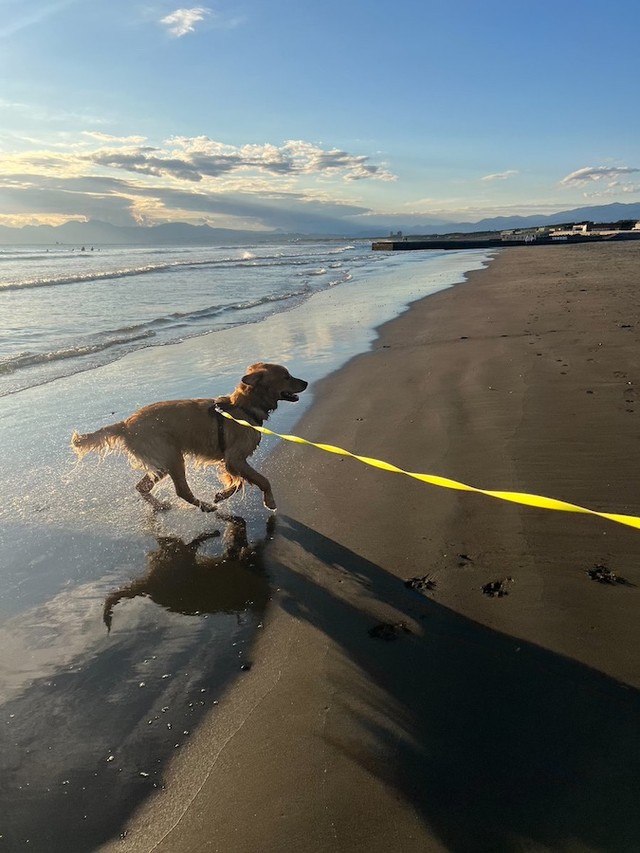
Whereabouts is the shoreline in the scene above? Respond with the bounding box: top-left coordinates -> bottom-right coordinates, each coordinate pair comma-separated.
110,241 -> 640,852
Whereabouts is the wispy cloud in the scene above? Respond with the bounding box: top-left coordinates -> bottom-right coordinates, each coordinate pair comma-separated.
0,0 -> 79,39
159,7 -> 210,37
404,198 -> 572,220
560,165 -> 640,187
82,131 -> 147,144
0,98 -> 110,127
481,170 -> 519,182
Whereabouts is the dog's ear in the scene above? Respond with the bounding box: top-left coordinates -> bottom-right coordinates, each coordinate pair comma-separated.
242,367 -> 265,387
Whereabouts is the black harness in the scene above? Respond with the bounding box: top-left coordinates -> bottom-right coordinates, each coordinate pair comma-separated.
210,400 -> 266,455
212,405 -> 227,454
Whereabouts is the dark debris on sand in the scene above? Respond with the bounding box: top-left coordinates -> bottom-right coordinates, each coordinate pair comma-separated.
481,577 -> 514,598
404,575 -> 437,594
587,564 -> 632,586
368,621 -> 411,641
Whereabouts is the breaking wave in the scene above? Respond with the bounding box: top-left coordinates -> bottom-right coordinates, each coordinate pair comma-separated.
0,285 -> 314,379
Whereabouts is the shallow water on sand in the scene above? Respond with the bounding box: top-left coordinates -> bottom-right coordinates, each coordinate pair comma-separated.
0,247 -> 492,850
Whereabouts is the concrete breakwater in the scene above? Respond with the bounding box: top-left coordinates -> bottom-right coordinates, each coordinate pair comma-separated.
372,233 -> 640,251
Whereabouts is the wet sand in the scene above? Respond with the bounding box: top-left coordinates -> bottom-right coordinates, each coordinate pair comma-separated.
107,242 -> 640,852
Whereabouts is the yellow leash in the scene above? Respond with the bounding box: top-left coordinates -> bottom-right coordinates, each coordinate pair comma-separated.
214,407 -> 640,532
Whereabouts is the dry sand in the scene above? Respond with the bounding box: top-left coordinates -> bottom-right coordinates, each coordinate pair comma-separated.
109,243 -> 640,853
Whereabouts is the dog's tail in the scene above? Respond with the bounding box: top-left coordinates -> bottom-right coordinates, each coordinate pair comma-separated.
103,589 -> 124,632
102,587 -> 132,633
71,421 -> 126,460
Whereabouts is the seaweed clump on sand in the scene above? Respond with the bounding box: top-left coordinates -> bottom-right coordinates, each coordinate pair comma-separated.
368,621 -> 411,641
481,577 -> 514,598
404,575 -> 437,594
587,564 -> 631,586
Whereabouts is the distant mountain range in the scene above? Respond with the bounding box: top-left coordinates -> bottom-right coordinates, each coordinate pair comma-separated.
0,220 -> 286,246
401,202 -> 640,236
1,202 -> 639,245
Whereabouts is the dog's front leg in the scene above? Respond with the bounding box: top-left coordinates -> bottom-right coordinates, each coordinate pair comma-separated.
225,458 -> 276,511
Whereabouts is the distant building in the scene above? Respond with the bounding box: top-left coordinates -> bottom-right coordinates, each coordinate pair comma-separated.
500,229 -> 539,242
550,220 -> 640,238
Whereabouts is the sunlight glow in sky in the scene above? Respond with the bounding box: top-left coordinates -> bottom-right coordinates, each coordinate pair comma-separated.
0,0 -> 638,233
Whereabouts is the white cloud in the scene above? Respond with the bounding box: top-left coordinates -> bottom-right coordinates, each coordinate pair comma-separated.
159,7 -> 210,37
0,134 -> 393,229
481,170 -> 519,182
86,137 -> 396,183
560,165 -> 640,187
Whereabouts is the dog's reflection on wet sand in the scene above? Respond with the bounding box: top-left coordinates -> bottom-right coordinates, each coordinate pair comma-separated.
103,515 -> 274,631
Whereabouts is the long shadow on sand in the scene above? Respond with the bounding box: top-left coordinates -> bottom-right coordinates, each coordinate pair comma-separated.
273,515 -> 640,853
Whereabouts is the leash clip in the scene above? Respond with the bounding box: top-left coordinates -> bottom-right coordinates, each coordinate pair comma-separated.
213,402 -> 233,419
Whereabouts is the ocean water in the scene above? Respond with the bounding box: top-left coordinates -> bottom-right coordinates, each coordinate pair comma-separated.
1,240 -> 368,397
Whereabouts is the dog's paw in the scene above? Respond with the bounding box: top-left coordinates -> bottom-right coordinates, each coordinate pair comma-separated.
198,501 -> 217,513
263,494 -> 277,511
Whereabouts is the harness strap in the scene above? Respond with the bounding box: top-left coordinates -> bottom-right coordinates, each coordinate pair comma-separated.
210,400 -> 266,455
210,402 -> 227,454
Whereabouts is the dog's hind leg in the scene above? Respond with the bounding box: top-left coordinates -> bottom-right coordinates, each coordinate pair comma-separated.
167,456 -> 217,513
136,471 -> 170,511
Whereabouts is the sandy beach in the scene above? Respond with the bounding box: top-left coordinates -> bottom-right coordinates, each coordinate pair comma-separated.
99,242 -> 640,853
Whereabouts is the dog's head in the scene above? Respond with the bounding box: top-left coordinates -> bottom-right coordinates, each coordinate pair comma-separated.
241,363 -> 308,406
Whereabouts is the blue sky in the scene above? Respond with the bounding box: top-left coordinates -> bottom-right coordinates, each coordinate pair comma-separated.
1,0 -> 639,233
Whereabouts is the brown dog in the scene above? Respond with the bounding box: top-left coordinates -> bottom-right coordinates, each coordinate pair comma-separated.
71,362 -> 307,511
